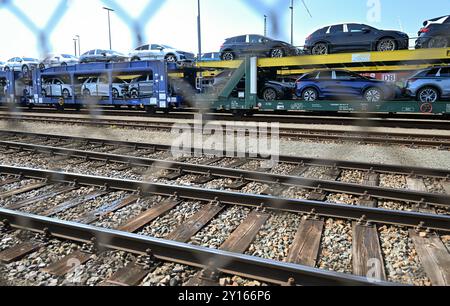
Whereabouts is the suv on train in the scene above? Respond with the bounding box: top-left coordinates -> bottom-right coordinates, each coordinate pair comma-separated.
81,77 -> 128,98
220,34 -> 299,61
41,78 -> 73,99
129,44 -> 195,63
416,15 -> 450,49
295,70 -> 401,102
404,67 -> 450,103
79,50 -> 128,64
304,23 -> 409,55
3,57 -> 40,74
128,74 -> 154,98
39,54 -> 79,70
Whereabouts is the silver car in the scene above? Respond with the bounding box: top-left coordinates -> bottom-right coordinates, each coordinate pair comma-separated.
41,78 -> 73,99
4,57 -> 39,74
81,77 -> 128,98
129,44 -> 195,63
39,54 -> 79,70
128,74 -> 154,98
405,67 -> 450,103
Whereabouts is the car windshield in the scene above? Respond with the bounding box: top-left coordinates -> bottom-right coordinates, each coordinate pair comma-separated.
62,54 -> 76,59
162,45 -> 174,49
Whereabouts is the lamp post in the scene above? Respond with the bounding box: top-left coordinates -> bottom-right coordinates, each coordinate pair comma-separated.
264,15 -> 267,36
103,7 -> 114,50
73,38 -> 78,56
290,0 -> 294,45
197,0 -> 203,92
75,35 -> 81,56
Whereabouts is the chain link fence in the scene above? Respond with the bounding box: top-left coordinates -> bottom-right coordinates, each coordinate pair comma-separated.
0,0 -> 437,286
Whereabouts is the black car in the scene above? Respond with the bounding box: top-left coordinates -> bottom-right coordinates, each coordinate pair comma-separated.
211,70 -> 294,101
79,49 -> 128,64
304,23 -> 409,55
416,15 -> 450,49
220,34 -> 299,61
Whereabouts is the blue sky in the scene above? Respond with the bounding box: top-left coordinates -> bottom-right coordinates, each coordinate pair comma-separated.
0,0 -> 448,60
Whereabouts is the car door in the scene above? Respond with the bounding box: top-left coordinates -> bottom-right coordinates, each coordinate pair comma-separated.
315,71 -> 334,97
53,79 -> 63,96
332,71 -> 361,97
247,35 -> 267,56
137,44 -> 150,57
98,77 -> 109,96
438,67 -> 450,97
142,73 -> 154,96
149,45 -> 165,60
233,35 -> 248,56
326,25 -> 346,52
345,24 -> 373,51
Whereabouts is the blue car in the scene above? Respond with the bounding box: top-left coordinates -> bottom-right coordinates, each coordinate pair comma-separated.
295,70 -> 400,102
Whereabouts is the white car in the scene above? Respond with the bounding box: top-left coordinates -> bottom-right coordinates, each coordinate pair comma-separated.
41,78 -> 73,99
81,77 -> 128,98
129,44 -> 195,63
39,54 -> 79,70
4,57 -> 39,74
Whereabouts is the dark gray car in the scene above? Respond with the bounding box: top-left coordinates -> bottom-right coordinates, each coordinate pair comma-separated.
416,15 -> 450,49
220,34 -> 299,61
304,23 -> 409,55
79,49 -> 128,64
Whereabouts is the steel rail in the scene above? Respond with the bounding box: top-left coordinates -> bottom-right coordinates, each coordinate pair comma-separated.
1,140 -> 450,207
0,109 -> 449,130
2,130 -> 450,178
1,114 -> 450,147
0,166 -> 449,231
0,208 -> 393,286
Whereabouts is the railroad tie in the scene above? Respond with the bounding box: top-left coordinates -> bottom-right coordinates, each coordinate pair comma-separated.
118,199 -> 181,233
39,190 -> 108,217
41,251 -> 92,277
0,181 -> 48,200
0,241 -> 43,264
409,230 -> 450,286
76,195 -> 140,224
406,177 -> 436,213
166,203 -> 225,243
185,210 -> 270,286
0,177 -> 20,188
286,218 -> 324,267
352,223 -> 387,281
359,172 -> 380,207
6,185 -> 76,210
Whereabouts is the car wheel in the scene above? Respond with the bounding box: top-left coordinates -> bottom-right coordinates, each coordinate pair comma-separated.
302,88 -> 318,101
83,89 -> 91,97
61,62 -> 67,67
221,51 -> 235,61
427,36 -> 448,49
62,89 -> 70,99
364,87 -> 383,102
22,65 -> 29,74
165,54 -> 177,63
112,88 -> 119,99
377,38 -> 397,51
130,89 -> 139,99
41,89 -> 47,97
131,57 -> 141,62
39,63 -> 46,71
417,87 -> 439,103
311,43 -> 328,55
270,48 -> 285,58
262,88 -> 278,101
4,66 -> 10,72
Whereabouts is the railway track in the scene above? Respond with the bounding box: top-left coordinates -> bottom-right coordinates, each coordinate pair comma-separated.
0,166 -> 449,286
1,114 -> 450,149
1,132 -> 449,286
1,106 -> 449,130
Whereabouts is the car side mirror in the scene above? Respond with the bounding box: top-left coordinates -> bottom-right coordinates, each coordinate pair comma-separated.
362,28 -> 371,33
102,53 -> 107,56
157,47 -> 164,50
